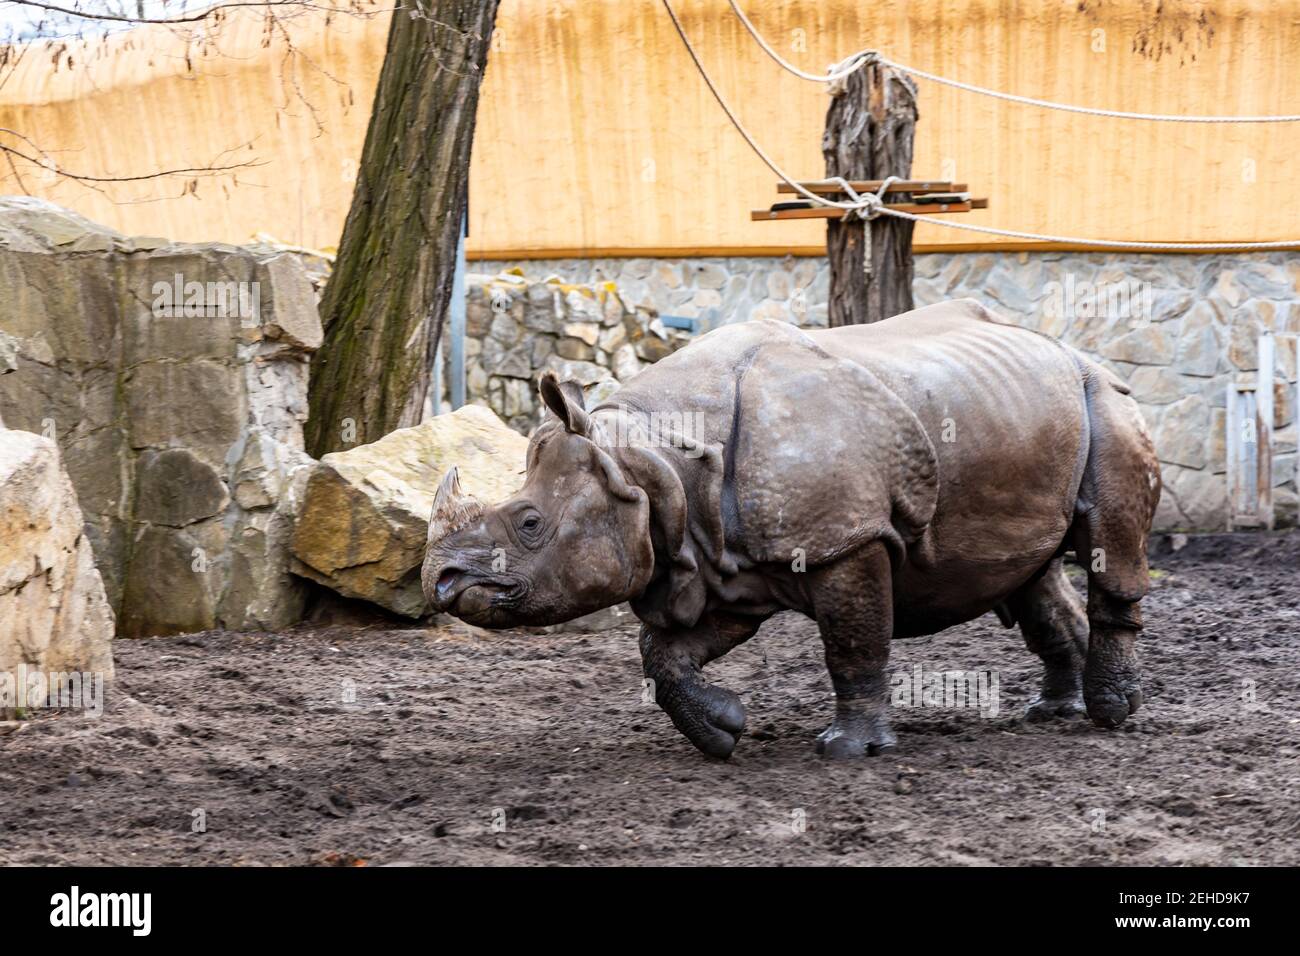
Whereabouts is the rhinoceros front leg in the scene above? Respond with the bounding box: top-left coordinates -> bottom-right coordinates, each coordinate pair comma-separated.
809,542 -> 896,758
639,613 -> 760,759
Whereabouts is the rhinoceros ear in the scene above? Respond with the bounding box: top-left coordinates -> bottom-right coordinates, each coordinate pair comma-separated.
538,371 -> 590,436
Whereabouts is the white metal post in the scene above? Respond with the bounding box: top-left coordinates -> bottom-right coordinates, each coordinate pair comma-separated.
449,214 -> 468,410
1257,331 -> 1275,530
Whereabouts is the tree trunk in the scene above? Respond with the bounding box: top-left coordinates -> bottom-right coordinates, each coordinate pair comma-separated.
306,0 -> 501,458
823,63 -> 919,326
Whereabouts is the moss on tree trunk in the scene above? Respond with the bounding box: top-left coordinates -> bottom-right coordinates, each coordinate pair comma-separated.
307,0 -> 501,457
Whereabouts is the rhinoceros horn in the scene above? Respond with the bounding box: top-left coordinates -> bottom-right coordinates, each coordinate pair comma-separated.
427,466 -> 484,544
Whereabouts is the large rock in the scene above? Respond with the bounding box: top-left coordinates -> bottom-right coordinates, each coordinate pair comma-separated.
0,430 -> 114,689
0,198 -> 321,635
290,404 -> 529,617
0,330 -> 15,428
0,330 -> 15,375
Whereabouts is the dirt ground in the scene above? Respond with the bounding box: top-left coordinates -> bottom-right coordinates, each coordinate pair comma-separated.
1,531 -> 1296,866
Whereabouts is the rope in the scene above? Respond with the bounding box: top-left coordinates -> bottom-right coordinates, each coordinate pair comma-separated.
661,0 -> 1300,251
853,210 -> 1300,251
659,0 -> 874,213
828,175 -> 901,221
728,0 -> 1300,123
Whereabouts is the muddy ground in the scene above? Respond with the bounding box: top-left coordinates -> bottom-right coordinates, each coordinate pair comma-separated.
2,531 -> 1297,866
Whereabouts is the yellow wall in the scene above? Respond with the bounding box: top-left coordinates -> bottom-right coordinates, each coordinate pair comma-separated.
1,0 -> 1297,256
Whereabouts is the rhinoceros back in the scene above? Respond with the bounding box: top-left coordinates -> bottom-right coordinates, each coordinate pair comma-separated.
809,299 -> 1092,631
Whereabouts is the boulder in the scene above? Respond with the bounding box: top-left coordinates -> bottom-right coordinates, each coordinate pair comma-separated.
0,199 -> 321,636
0,429 -> 114,691
0,330 -> 15,428
290,404 -> 529,617
0,330 -> 16,375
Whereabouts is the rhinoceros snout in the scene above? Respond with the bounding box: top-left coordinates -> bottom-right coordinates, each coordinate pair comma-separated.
423,549 -> 524,624
429,565 -> 467,610
424,556 -> 484,612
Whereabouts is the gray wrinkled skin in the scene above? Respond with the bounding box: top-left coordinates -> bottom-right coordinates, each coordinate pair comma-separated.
424,299 -> 1161,759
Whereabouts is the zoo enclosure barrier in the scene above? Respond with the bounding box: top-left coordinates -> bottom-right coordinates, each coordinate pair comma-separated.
1226,333 -> 1300,531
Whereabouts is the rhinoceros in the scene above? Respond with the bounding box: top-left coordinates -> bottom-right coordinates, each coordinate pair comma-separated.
423,299 -> 1160,759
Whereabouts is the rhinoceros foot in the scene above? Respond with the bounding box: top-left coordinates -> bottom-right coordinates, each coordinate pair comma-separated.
1024,693 -> 1087,723
815,702 -> 897,759
662,683 -> 746,760
1083,629 -> 1143,729
1084,680 -> 1143,729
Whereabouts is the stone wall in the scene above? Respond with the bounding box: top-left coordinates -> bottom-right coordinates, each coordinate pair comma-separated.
473,253 -> 1300,531
0,199 -> 322,636
434,271 -> 692,433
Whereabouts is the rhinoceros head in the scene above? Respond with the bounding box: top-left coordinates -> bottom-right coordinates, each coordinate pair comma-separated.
421,372 -> 655,628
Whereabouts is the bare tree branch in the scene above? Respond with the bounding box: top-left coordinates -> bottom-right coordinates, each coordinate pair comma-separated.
3,1 -> 363,27
0,128 -> 262,183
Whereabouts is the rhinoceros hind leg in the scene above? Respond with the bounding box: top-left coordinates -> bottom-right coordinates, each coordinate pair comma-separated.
640,614 -> 760,759
1006,558 -> 1088,722
809,542 -> 896,759
1081,591 -> 1144,728
1071,364 -> 1158,729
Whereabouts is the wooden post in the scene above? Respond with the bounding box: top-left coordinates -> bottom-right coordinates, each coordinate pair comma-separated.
823,61 -> 919,326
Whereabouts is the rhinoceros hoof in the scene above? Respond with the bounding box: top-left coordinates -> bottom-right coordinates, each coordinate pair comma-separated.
1085,684 -> 1142,728
815,716 -> 897,759
665,683 -> 746,759
1083,672 -> 1142,729
1083,631 -> 1142,729
1024,693 -> 1086,723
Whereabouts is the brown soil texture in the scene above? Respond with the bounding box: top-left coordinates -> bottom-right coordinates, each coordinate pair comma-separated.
2,531 -> 1297,866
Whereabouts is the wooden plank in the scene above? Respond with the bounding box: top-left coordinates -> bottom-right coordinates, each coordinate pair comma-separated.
778,179 -> 966,195
752,202 -> 978,221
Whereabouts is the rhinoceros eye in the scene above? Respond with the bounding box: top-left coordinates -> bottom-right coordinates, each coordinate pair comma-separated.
512,506 -> 545,545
